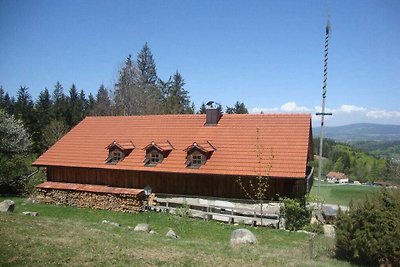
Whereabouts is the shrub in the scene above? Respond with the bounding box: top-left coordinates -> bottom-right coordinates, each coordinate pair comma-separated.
335,189 -> 400,266
280,197 -> 310,231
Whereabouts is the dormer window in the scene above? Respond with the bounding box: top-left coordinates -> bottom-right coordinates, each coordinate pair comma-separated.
144,141 -> 173,166
111,150 -> 123,162
184,141 -> 216,168
105,141 -> 135,164
191,153 -> 203,166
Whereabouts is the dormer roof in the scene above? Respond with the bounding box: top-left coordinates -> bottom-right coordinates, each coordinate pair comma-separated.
143,141 -> 174,152
106,140 -> 135,151
184,141 -> 216,154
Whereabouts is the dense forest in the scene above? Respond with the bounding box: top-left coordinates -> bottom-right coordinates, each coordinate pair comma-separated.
311,138 -> 399,184
0,43 -> 249,193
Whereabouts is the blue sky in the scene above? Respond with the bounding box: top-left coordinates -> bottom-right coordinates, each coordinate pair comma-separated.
1,0 -> 399,126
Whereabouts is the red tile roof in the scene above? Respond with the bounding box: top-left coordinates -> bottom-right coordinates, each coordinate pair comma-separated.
33,114 -> 313,178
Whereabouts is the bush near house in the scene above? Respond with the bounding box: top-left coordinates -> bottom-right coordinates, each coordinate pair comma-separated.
335,189 -> 400,266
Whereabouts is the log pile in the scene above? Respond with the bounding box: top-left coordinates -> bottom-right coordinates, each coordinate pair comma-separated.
36,188 -> 144,213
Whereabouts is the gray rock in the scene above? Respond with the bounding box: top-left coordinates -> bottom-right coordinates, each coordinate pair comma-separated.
22,211 -> 38,216
149,230 -> 157,235
166,229 -> 180,239
0,200 -> 15,212
101,220 -> 120,227
324,224 -> 336,238
134,223 -> 150,233
230,228 -> 257,246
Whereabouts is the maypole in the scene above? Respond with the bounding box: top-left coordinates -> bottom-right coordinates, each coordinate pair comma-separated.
316,17 -> 333,197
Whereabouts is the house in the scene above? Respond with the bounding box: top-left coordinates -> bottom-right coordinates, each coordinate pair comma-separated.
326,171 -> 349,183
33,107 -> 314,210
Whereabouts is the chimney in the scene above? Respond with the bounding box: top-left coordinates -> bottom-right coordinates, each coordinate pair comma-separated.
205,101 -> 221,125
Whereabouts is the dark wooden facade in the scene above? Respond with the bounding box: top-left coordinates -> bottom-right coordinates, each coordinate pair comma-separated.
47,166 -> 312,200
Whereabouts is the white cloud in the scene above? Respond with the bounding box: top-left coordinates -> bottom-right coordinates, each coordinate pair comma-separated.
252,102 -> 400,125
280,102 -> 310,112
338,104 -> 366,113
366,110 -> 400,119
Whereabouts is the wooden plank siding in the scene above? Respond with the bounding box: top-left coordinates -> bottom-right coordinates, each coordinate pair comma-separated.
46,166 -> 307,200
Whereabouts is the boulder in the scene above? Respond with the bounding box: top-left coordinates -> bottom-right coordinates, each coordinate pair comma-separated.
0,200 -> 15,212
22,211 -> 38,216
134,223 -> 150,233
230,228 -> 257,246
166,229 -> 180,239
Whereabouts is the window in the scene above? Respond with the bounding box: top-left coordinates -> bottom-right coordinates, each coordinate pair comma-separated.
191,154 -> 203,166
150,151 -> 160,164
111,150 -> 123,162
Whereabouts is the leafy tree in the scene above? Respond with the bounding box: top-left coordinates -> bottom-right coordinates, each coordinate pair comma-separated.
93,84 -> 112,116
0,109 -> 32,193
334,157 -> 344,173
114,55 -> 141,115
226,101 -> 249,114
42,120 -> 69,150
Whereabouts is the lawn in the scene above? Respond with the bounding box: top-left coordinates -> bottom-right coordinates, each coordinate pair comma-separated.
0,196 -> 352,266
309,181 -> 379,206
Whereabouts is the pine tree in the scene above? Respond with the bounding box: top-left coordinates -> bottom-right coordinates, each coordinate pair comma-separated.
51,81 -> 68,124
34,88 -> 53,153
14,86 -> 36,138
226,101 -> 249,114
0,87 -> 15,114
66,84 -> 81,127
93,84 -> 112,116
163,71 -> 192,114
198,102 -> 207,114
78,89 -> 88,119
87,93 -> 96,115
137,42 -> 157,85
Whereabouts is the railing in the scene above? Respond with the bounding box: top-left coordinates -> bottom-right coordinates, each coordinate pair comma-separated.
151,197 -> 281,227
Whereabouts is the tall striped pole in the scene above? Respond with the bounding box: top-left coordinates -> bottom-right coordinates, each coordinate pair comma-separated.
316,18 -> 333,197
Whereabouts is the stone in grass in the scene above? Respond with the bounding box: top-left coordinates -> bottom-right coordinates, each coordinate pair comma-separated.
0,200 -> 15,212
22,211 -> 39,216
134,223 -> 150,233
149,230 -> 157,235
101,220 -> 121,227
230,228 -> 257,246
166,229 -> 180,239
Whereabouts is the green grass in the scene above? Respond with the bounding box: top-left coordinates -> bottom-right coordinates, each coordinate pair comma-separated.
0,196 -> 353,266
309,181 -> 379,206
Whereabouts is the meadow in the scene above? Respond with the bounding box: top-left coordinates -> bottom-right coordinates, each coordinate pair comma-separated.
309,181 -> 379,206
0,196 -> 352,267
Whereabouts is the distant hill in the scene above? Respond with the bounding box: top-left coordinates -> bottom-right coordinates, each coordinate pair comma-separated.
313,123 -> 400,142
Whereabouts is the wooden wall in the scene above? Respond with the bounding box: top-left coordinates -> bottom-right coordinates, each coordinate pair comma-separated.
47,166 -> 307,200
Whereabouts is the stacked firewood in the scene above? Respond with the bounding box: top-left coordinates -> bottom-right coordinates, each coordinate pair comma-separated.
36,188 -> 144,213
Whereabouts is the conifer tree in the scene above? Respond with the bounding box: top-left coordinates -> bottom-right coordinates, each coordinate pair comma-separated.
226,101 -> 249,114
163,71 -> 192,114
34,88 -> 53,153
93,84 -> 112,116
51,81 -> 68,123
14,86 -> 36,138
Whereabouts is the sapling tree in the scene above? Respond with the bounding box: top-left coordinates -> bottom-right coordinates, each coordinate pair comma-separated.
236,128 -> 274,225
